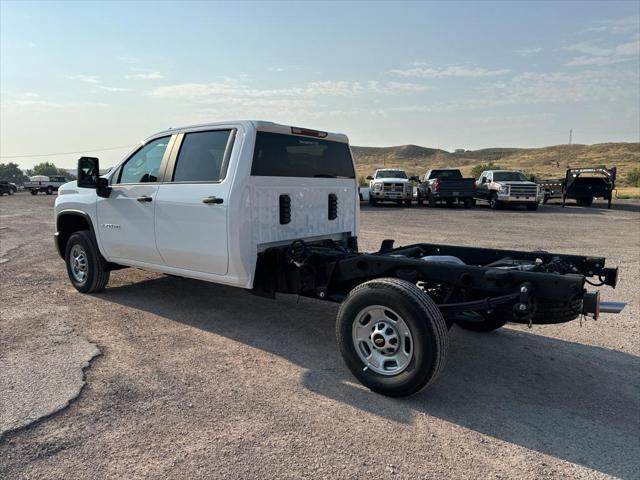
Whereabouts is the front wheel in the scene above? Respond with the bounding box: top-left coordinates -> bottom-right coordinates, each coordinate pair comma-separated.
65,231 -> 110,293
336,278 -> 449,397
489,193 -> 501,210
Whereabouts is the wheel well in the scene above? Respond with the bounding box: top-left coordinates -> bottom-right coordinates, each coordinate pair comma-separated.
56,213 -> 92,258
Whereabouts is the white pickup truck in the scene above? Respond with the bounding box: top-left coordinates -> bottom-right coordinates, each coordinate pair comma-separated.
55,120 -> 624,397
25,175 -> 69,195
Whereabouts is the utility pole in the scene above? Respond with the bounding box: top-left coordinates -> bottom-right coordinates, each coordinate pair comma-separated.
569,129 -> 573,145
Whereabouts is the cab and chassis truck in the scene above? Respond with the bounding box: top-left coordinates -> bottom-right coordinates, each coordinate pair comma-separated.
55,121 -> 625,397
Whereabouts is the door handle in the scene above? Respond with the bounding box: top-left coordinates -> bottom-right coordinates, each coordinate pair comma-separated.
202,196 -> 223,205
137,195 -> 153,202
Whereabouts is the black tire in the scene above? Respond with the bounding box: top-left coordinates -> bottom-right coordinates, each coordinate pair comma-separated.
526,202 -> 538,211
65,230 -> 110,293
417,197 -> 424,206
8,189 -> 14,196
489,193 -> 501,210
336,278 -> 449,397
46,186 -> 54,195
427,192 -> 436,207
369,197 -> 377,206
30,190 -> 38,195
404,199 -> 412,207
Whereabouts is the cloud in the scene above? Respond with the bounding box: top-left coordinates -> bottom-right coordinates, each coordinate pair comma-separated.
389,64 -> 510,78
97,85 -> 130,92
584,16 -> 640,35
124,72 -> 164,80
2,93 -> 108,111
564,38 -> 640,67
150,79 -> 432,103
68,74 -> 101,84
515,47 -> 542,56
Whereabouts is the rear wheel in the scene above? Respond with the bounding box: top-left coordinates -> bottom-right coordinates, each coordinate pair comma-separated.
336,278 -> 449,397
428,192 -> 436,207
46,186 -> 54,195
65,231 -> 110,293
489,193 -> 501,210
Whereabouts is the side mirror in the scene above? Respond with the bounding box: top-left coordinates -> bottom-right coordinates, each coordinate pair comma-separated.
77,156 -> 111,198
78,156 -> 99,188
366,175 -> 373,180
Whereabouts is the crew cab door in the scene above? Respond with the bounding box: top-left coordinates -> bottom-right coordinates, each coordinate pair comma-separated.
96,136 -> 173,265
477,171 -> 491,198
153,128 -> 235,275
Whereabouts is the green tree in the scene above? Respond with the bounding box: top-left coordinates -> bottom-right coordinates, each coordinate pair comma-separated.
31,162 -> 76,180
627,168 -> 640,187
0,162 -> 29,184
471,162 -> 501,179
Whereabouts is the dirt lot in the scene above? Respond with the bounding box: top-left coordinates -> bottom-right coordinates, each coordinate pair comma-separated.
1,192 -> 639,479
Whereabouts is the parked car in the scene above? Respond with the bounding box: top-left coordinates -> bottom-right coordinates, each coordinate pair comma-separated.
367,169 -> 414,206
539,166 -> 616,209
54,120 -> 624,397
24,175 -> 69,195
476,170 -> 540,210
416,169 -> 476,208
0,181 -> 17,195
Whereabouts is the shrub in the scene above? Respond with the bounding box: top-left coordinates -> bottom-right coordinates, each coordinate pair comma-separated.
627,168 -> 640,187
471,162 -> 500,179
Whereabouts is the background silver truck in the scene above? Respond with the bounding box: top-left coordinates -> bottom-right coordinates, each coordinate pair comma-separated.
476,170 -> 540,210
24,175 -> 69,195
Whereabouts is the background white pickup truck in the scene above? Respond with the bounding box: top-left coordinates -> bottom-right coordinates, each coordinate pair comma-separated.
24,175 -> 69,195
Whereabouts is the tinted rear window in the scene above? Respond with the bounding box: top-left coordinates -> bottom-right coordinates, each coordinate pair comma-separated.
251,132 -> 355,178
430,170 -> 462,179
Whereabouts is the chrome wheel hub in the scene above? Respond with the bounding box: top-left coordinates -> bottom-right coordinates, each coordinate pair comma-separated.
352,305 -> 413,376
70,244 -> 88,283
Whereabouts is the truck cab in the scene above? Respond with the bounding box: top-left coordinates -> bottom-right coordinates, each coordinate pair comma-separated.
476,170 -> 540,210
55,121 -> 358,288
366,169 -> 413,206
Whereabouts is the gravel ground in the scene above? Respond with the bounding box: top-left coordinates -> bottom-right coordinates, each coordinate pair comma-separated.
0,192 -> 638,479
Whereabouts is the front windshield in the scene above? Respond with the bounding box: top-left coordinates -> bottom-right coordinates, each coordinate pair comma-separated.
493,171 -> 528,182
376,170 -> 407,179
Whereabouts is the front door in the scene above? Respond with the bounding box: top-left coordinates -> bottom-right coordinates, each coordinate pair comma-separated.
154,129 -> 234,275
97,136 -> 173,265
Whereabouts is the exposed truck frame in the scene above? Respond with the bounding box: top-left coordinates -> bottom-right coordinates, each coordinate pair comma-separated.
54,121 -> 625,397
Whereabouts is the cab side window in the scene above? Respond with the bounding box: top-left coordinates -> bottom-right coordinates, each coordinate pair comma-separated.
172,130 -> 232,182
118,137 -> 171,184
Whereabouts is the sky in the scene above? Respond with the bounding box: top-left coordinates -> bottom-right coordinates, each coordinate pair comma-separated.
1,0 -> 639,169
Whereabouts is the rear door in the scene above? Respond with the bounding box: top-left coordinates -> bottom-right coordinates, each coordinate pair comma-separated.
154,128 -> 235,274
97,136 -> 173,264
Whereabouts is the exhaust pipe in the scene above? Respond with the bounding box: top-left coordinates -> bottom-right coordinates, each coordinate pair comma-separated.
599,301 -> 626,314
583,291 -> 626,319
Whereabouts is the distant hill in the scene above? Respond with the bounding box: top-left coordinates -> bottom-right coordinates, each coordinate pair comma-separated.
351,142 -> 640,185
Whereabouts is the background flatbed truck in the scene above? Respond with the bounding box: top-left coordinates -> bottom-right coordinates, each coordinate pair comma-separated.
55,121 -> 625,397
